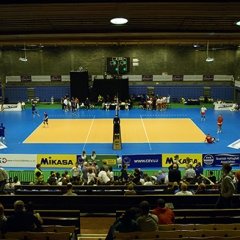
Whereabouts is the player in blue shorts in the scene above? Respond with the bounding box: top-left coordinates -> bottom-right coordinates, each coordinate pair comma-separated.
0,123 -> 7,144
32,101 -> 40,118
43,112 -> 48,127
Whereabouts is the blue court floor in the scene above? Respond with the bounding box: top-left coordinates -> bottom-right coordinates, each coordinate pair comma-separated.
0,106 -> 240,156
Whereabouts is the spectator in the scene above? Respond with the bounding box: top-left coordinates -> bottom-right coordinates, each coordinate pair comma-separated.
2,200 -> 41,233
25,201 -> 43,225
124,184 -> 137,195
156,170 -> 166,184
194,162 -> 203,180
175,183 -> 193,195
119,164 -> 129,183
168,163 -> 181,183
91,151 -> 97,161
235,170 -> 240,194
87,168 -> 96,185
117,155 -> 122,168
63,183 -> 77,196
105,208 -> 138,240
162,182 -> 175,194
0,203 -> 7,231
34,164 -> 44,184
107,166 -> 114,182
132,168 -> 141,185
97,166 -> 110,185
136,201 -> 158,231
143,176 -> 153,186
216,163 -> 235,208
47,172 -> 57,185
0,167 -> 9,194
152,198 -> 175,224
195,183 -> 207,194
71,162 -> 81,182
183,164 -> 196,184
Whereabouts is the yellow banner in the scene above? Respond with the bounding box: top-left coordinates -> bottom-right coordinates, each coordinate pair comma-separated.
103,159 -> 116,165
37,154 -> 76,168
162,154 -> 202,168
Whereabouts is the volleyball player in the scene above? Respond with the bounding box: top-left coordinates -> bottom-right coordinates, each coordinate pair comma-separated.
43,112 -> 48,127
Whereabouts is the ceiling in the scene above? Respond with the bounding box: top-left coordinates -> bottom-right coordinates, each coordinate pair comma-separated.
0,1 -> 240,49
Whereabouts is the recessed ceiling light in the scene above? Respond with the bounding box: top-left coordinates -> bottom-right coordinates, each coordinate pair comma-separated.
236,21 -> 240,26
110,18 -> 128,25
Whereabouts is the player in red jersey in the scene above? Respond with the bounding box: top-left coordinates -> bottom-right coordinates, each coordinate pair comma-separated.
205,134 -> 218,143
217,114 -> 224,134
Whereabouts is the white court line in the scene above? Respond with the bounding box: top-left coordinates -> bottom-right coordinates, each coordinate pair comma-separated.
82,115 -> 95,150
140,115 -> 152,151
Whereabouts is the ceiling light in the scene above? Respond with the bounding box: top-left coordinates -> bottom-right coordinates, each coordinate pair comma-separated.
236,21 -> 240,26
206,57 -> 214,62
110,18 -> 128,25
19,43 -> 27,62
19,57 -> 27,62
206,41 -> 214,62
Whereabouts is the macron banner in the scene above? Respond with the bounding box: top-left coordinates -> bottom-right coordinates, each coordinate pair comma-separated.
202,153 -> 240,167
122,154 -> 162,168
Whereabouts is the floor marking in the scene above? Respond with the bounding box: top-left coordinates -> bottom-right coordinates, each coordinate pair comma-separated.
140,115 -> 152,151
82,116 -> 95,150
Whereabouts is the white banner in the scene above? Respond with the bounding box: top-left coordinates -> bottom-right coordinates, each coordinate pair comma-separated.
0,154 -> 37,168
3,103 -> 22,111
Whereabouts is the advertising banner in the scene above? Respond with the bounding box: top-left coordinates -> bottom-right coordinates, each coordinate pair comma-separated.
162,154 -> 202,168
37,154 -> 75,168
0,154 -> 36,168
203,75 -> 214,81
202,153 -> 240,167
50,75 -> 62,82
142,75 -> 153,81
122,154 -> 162,168
76,154 -> 117,167
172,75 -> 183,81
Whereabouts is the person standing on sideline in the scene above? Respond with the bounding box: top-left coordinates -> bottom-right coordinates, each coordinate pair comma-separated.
200,105 -> 207,121
0,123 -> 7,144
216,163 -> 235,208
43,112 -> 48,127
32,100 -> 40,118
0,166 -> 9,194
217,114 -> 224,133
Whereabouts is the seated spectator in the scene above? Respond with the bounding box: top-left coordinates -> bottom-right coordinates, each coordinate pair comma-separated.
25,201 -> 43,225
5,176 -> 21,189
2,200 -> 42,233
235,170 -> 240,194
47,172 -> 57,185
152,198 -> 175,224
175,182 -> 193,195
124,184 -> 137,195
136,201 -> 158,231
195,183 -> 207,194
144,176 -> 153,186
106,208 -> 138,240
156,170 -> 166,184
162,182 -> 175,194
132,168 -> 141,185
0,203 -> 7,231
63,183 -> 77,196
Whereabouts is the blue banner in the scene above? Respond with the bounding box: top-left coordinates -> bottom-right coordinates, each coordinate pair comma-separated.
122,154 -> 162,168
202,153 -> 240,167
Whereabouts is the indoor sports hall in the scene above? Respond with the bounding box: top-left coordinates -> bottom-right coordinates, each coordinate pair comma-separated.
0,104 -> 239,158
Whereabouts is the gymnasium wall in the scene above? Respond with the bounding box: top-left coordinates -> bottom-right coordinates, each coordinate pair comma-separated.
0,45 -> 237,78
4,85 -> 234,103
